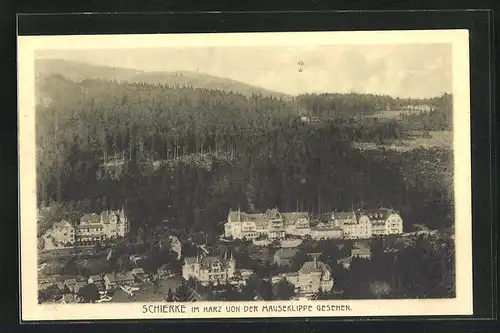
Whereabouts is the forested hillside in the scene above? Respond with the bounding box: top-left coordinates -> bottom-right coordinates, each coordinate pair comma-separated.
35,59 -> 289,99
36,73 -> 454,236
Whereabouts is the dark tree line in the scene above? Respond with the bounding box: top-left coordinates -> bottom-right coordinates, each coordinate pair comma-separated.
36,76 -> 454,236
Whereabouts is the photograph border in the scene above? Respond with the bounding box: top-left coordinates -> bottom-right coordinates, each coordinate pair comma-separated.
18,29 -> 473,322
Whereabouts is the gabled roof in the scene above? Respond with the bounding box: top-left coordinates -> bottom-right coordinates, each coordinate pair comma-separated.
80,210 -> 124,225
132,268 -> 145,275
362,208 -> 398,221
64,279 -> 77,285
265,208 -> 282,220
200,256 -> 229,267
89,275 -> 103,281
282,212 -> 309,226
299,261 -> 331,275
53,220 -> 73,230
104,272 -> 133,283
228,210 -> 269,228
81,213 -> 99,224
184,257 -> 197,265
332,212 -> 357,221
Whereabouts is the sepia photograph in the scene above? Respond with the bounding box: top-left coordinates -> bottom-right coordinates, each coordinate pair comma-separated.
18,30 -> 472,320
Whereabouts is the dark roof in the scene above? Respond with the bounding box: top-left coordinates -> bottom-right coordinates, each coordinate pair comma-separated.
362,208 -> 398,221
227,210 -> 268,228
81,213 -> 99,224
184,255 -> 231,268
104,272 -> 134,283
299,261 -> 331,275
311,223 -> 342,231
200,256 -> 229,268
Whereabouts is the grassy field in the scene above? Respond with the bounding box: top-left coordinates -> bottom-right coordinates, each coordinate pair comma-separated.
352,130 -> 452,151
365,110 -> 420,119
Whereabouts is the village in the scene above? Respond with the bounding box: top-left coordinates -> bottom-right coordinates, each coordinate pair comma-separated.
38,205 -> 442,304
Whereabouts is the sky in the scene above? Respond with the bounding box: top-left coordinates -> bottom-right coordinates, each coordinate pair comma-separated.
37,44 -> 452,98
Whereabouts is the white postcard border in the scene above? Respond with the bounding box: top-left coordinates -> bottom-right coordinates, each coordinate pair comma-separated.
18,30 -> 472,321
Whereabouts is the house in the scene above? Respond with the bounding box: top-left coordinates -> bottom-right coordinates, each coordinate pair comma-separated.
282,212 -> 310,236
238,269 -> 254,279
131,268 -> 146,281
64,279 -> 77,293
224,208 -> 286,240
330,208 -> 403,239
41,220 -> 75,248
88,275 -> 105,290
360,208 -> 403,236
103,272 -> 135,290
333,212 -> 372,239
74,281 -> 87,293
273,249 -> 299,267
265,209 -> 286,240
157,264 -> 174,279
88,275 -> 103,284
182,251 -> 236,286
310,223 -> 344,240
76,207 -> 130,243
224,209 -> 262,240
274,253 -> 334,297
38,282 -> 55,291
54,281 -> 66,292
331,212 -> 358,227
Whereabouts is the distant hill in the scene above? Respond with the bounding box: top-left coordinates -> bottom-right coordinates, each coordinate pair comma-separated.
35,59 -> 290,99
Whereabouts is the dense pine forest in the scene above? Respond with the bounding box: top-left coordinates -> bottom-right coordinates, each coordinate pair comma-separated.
36,73 -> 454,236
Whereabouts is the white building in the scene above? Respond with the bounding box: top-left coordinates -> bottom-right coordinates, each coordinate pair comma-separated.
77,207 -> 129,242
273,253 -> 334,297
282,212 -> 311,236
361,208 -> 403,236
41,220 -> 75,248
310,222 -> 343,240
224,207 -> 402,241
224,208 -> 286,240
182,251 -> 236,286
332,209 -> 403,239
